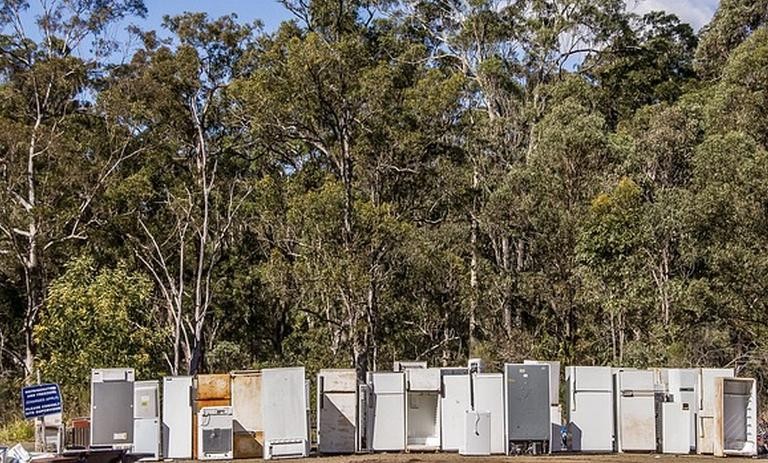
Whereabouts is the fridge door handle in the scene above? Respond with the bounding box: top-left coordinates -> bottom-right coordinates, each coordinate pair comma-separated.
319,376 -> 325,409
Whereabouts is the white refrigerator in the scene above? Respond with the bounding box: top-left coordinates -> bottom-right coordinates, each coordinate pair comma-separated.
317,369 -> 357,454
133,380 -> 160,460
566,366 -> 614,452
262,367 -> 309,459
162,376 -> 193,459
614,370 -> 656,452
440,372 -> 469,451
369,372 -> 406,451
472,373 -> 505,454
667,368 -> 699,451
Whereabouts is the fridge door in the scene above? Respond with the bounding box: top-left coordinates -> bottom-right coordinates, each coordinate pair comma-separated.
162,376 -> 193,459
262,367 -> 309,459
370,394 -> 405,450
461,411 -> 491,456
440,374 -> 469,451
569,391 -> 614,452
505,364 -> 550,443
134,418 -> 160,460
617,395 -> 656,451
573,367 -> 613,392
473,373 -> 505,454
373,372 -> 405,394
662,403 -> 691,454
667,368 -> 699,450
524,360 -> 560,405
318,370 -> 357,454
407,368 -> 441,392
91,369 -> 135,447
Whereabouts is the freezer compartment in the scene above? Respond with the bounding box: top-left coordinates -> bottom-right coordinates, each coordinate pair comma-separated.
407,368 -> 441,391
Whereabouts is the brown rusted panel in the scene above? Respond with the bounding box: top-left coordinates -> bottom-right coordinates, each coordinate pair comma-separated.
233,431 -> 264,459
232,370 -> 263,432
195,374 -> 231,400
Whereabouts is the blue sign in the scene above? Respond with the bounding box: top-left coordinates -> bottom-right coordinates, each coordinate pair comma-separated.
22,383 -> 62,419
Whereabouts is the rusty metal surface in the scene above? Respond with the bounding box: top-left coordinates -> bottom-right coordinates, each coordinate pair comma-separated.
195,374 -> 231,401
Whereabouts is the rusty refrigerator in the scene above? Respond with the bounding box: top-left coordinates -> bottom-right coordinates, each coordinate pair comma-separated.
231,371 -> 264,459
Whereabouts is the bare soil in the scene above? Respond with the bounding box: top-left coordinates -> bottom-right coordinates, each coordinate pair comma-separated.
232,454 -> 758,463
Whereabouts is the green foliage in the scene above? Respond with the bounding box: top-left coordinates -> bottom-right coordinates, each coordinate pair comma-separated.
34,256 -> 164,410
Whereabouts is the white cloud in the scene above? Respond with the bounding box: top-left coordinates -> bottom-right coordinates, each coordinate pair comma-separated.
629,0 -> 719,31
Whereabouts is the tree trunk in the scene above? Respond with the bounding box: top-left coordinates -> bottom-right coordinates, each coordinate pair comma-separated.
469,164 -> 479,355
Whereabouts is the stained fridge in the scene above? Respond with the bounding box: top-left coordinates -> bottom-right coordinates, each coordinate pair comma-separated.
317,369 -> 357,454
368,372 -> 406,452
565,366 -> 614,452
614,369 -> 656,452
231,370 -> 263,459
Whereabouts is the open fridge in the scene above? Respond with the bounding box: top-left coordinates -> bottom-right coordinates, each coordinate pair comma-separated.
697,368 -> 735,454
713,377 -> 757,457
565,366 -> 614,452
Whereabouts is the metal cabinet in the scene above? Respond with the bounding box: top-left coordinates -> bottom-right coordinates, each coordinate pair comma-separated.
91,368 -> 135,448
505,363 -> 550,454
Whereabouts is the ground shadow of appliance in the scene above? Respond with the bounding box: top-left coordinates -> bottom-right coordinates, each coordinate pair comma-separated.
567,423 -> 583,451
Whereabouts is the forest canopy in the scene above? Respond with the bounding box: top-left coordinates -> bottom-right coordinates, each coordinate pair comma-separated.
1,0 -> 768,418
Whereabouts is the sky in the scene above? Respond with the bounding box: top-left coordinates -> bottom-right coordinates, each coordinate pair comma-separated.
15,0 -> 721,58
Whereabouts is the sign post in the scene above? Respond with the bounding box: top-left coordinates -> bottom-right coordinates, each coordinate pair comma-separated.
21,383 -> 63,453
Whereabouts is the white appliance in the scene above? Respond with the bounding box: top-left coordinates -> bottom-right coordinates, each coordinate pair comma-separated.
440,373 -> 469,451
461,411 -> 491,456
317,369 -> 357,454
197,406 -> 233,460
133,380 -> 160,460
262,367 -> 310,459
472,373 -> 505,454
565,366 -> 614,452
698,368 -> 735,454
615,369 -> 656,452
368,372 -> 406,451
394,361 -> 427,371
406,368 -> 441,450
714,377 -> 757,457
524,360 -> 560,405
667,368 -> 699,451
662,402 -> 691,454
162,376 -> 193,459
91,368 -> 135,448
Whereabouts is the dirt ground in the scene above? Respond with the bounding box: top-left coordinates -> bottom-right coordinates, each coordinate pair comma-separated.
231,454 -> 758,463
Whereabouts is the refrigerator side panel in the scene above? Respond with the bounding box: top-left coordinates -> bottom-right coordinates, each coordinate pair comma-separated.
162,376 -> 193,459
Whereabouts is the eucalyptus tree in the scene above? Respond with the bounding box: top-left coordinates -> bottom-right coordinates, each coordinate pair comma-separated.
0,0 -> 146,379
